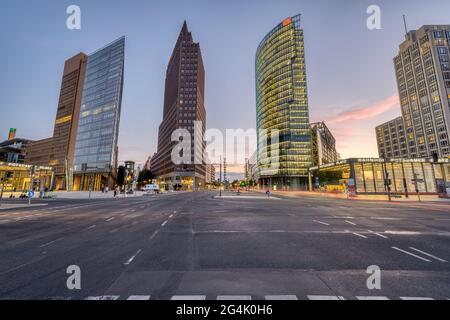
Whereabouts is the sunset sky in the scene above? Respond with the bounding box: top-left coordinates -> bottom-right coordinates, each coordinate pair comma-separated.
1,0 -> 450,178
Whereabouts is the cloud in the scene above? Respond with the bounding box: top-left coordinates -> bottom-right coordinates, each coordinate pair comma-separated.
326,95 -> 399,124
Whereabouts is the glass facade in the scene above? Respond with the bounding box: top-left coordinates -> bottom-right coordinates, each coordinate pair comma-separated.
310,158 -> 450,195
256,15 -> 312,188
73,37 -> 125,174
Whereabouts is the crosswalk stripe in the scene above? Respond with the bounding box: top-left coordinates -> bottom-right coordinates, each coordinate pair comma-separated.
86,296 -> 120,300
127,295 -> 151,300
400,297 -> 434,300
308,295 -> 345,300
171,295 -> 206,300
356,296 -> 390,300
265,295 -> 298,300
217,296 -> 252,300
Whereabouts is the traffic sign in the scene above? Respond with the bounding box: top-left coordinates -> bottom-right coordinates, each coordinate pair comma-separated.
28,191 -> 35,198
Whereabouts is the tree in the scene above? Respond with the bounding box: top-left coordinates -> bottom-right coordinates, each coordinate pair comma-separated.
117,166 -> 126,187
138,169 -> 154,185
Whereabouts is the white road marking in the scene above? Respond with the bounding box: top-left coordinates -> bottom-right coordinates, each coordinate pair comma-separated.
385,231 -> 421,235
86,225 -> 96,230
351,232 -> 368,239
106,217 -> 115,222
265,295 -> 298,300
171,296 -> 206,300
161,220 -> 168,227
217,296 -> 252,300
86,296 -> 120,300
308,295 -> 345,300
400,297 -> 434,300
409,247 -> 447,262
169,214 -> 174,219
313,220 -> 330,226
127,295 -> 151,300
149,231 -> 159,240
356,296 -> 390,300
39,238 -> 64,248
392,247 -> 431,262
345,220 -> 357,226
368,230 -> 388,239
124,249 -> 142,265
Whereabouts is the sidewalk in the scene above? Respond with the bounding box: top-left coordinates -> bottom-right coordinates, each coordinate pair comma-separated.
251,189 -> 450,203
0,203 -> 47,210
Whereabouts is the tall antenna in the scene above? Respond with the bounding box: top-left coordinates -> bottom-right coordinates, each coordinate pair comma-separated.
403,15 -> 408,35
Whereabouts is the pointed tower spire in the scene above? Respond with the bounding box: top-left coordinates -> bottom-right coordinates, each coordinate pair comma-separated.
181,20 -> 189,34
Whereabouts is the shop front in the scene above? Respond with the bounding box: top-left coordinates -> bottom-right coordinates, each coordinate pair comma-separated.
309,158 -> 450,196
0,162 -> 54,193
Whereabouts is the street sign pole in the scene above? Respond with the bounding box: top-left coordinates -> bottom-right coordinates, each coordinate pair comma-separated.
28,166 -> 35,206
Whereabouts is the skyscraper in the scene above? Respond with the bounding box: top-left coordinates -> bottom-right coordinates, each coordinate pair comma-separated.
73,37 -> 125,191
255,15 -> 312,190
152,21 -> 206,191
25,53 -> 87,190
378,25 -> 450,159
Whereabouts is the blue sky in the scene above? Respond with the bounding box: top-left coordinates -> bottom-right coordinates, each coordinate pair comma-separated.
1,0 -> 450,176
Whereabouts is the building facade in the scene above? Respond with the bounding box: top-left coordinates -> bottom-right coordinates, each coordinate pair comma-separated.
256,15 -> 312,190
310,122 -> 339,166
72,37 -> 125,191
392,25 -> 450,158
376,116 -> 409,159
0,162 -> 53,193
152,22 -> 207,191
309,158 -> 450,196
0,137 -> 33,164
25,53 -> 87,190
205,162 -> 215,185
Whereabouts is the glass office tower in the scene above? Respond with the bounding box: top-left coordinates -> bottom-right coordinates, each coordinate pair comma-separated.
256,15 -> 312,190
73,37 -> 125,190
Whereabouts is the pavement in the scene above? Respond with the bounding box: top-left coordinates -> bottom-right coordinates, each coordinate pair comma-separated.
0,191 -> 449,300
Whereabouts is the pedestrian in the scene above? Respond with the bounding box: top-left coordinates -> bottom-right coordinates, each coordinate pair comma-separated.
266,189 -> 271,198
114,187 -> 117,198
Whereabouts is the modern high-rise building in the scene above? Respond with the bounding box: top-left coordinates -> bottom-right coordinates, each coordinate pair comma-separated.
256,15 -> 312,190
152,21 -> 206,191
73,37 -> 125,191
25,38 -> 125,191
310,122 -> 339,167
379,25 -> 450,159
25,53 -> 87,190
376,116 -> 408,159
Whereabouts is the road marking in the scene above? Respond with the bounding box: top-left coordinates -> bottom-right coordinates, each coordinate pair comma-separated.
265,295 -> 298,300
127,295 -> 151,300
39,238 -> 64,248
345,220 -> 357,226
409,247 -> 447,262
392,247 -> 431,262
368,230 -> 388,239
356,296 -> 389,300
171,296 -> 206,300
161,220 -> 168,227
124,249 -> 142,265
149,231 -> 159,240
106,217 -> 115,222
400,297 -> 434,300
217,296 -> 252,300
308,295 -> 345,300
86,296 -> 120,300
350,232 -> 368,239
313,220 -> 330,226
169,214 -> 174,219
86,225 -> 96,230
385,231 -> 421,235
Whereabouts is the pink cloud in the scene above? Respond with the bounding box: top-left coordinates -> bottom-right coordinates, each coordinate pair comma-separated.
326,95 -> 399,124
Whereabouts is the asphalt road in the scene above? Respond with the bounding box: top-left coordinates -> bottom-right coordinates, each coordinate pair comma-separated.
0,191 -> 449,300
